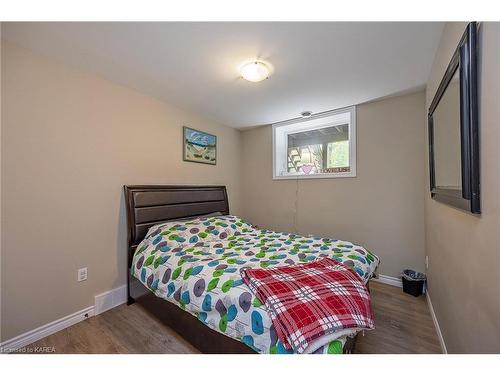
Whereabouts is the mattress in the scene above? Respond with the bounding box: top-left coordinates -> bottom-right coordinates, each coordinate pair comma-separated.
131,215 -> 379,354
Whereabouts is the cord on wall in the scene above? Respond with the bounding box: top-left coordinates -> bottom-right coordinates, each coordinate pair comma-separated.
293,177 -> 299,233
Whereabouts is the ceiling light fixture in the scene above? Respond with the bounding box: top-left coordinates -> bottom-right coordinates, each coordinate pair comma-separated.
240,61 -> 271,82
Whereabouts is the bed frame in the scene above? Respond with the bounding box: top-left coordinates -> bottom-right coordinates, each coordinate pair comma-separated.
124,184 -> 358,354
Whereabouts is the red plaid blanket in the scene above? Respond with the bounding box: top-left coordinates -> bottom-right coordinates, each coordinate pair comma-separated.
241,257 -> 374,353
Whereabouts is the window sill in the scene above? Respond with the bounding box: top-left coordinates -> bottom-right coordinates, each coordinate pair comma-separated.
272,171 -> 356,180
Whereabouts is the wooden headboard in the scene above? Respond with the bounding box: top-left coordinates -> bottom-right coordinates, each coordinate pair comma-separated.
124,185 -> 229,268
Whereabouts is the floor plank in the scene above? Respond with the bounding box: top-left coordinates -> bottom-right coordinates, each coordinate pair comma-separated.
22,282 -> 441,354
356,282 -> 442,354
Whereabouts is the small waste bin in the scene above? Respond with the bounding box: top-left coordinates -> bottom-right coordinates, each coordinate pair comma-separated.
401,269 -> 426,297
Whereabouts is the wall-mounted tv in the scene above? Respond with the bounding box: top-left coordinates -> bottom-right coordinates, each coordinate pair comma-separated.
428,22 -> 480,214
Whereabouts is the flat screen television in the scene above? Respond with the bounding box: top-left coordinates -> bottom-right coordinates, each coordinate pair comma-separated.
428,22 -> 480,214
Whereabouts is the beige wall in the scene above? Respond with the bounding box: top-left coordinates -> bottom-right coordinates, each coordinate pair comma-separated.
241,91 -> 426,279
0,41 -> 242,341
425,22 -> 500,353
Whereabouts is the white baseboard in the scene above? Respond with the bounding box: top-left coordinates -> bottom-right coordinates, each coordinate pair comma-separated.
0,281 -> 147,353
0,306 -> 94,353
94,285 -> 128,315
371,274 -> 403,288
94,279 -> 151,315
426,291 -> 448,354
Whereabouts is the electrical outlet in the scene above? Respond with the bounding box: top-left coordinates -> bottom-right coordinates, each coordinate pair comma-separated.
77,267 -> 88,282
425,256 -> 429,269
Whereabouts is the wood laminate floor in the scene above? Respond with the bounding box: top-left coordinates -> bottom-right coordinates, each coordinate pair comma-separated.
23,282 -> 441,354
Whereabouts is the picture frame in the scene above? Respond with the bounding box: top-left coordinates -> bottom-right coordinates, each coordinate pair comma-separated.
183,126 -> 217,165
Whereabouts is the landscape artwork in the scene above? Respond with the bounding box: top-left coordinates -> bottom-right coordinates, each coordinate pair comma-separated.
183,126 -> 217,165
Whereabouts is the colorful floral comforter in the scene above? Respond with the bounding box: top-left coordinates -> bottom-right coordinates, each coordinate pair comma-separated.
131,215 -> 379,354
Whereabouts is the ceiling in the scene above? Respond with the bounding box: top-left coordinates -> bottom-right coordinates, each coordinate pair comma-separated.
2,22 -> 444,128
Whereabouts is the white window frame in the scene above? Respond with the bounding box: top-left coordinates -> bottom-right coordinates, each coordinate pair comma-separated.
272,106 -> 356,180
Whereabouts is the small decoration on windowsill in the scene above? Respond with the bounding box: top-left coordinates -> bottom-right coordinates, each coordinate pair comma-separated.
321,167 -> 351,174
183,126 -> 217,165
300,164 -> 314,175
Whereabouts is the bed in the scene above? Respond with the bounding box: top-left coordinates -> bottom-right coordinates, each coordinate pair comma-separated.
125,185 -> 379,354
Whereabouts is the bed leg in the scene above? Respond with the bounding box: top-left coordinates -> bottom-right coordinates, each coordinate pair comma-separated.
343,334 -> 358,354
127,271 -> 135,305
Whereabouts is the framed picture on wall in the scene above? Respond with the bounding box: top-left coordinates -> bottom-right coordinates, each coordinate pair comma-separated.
183,126 -> 217,165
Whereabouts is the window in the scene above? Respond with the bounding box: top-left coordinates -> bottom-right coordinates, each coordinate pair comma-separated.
273,107 -> 356,179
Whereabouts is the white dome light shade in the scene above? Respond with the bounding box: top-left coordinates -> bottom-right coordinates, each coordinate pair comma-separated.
240,61 -> 271,82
